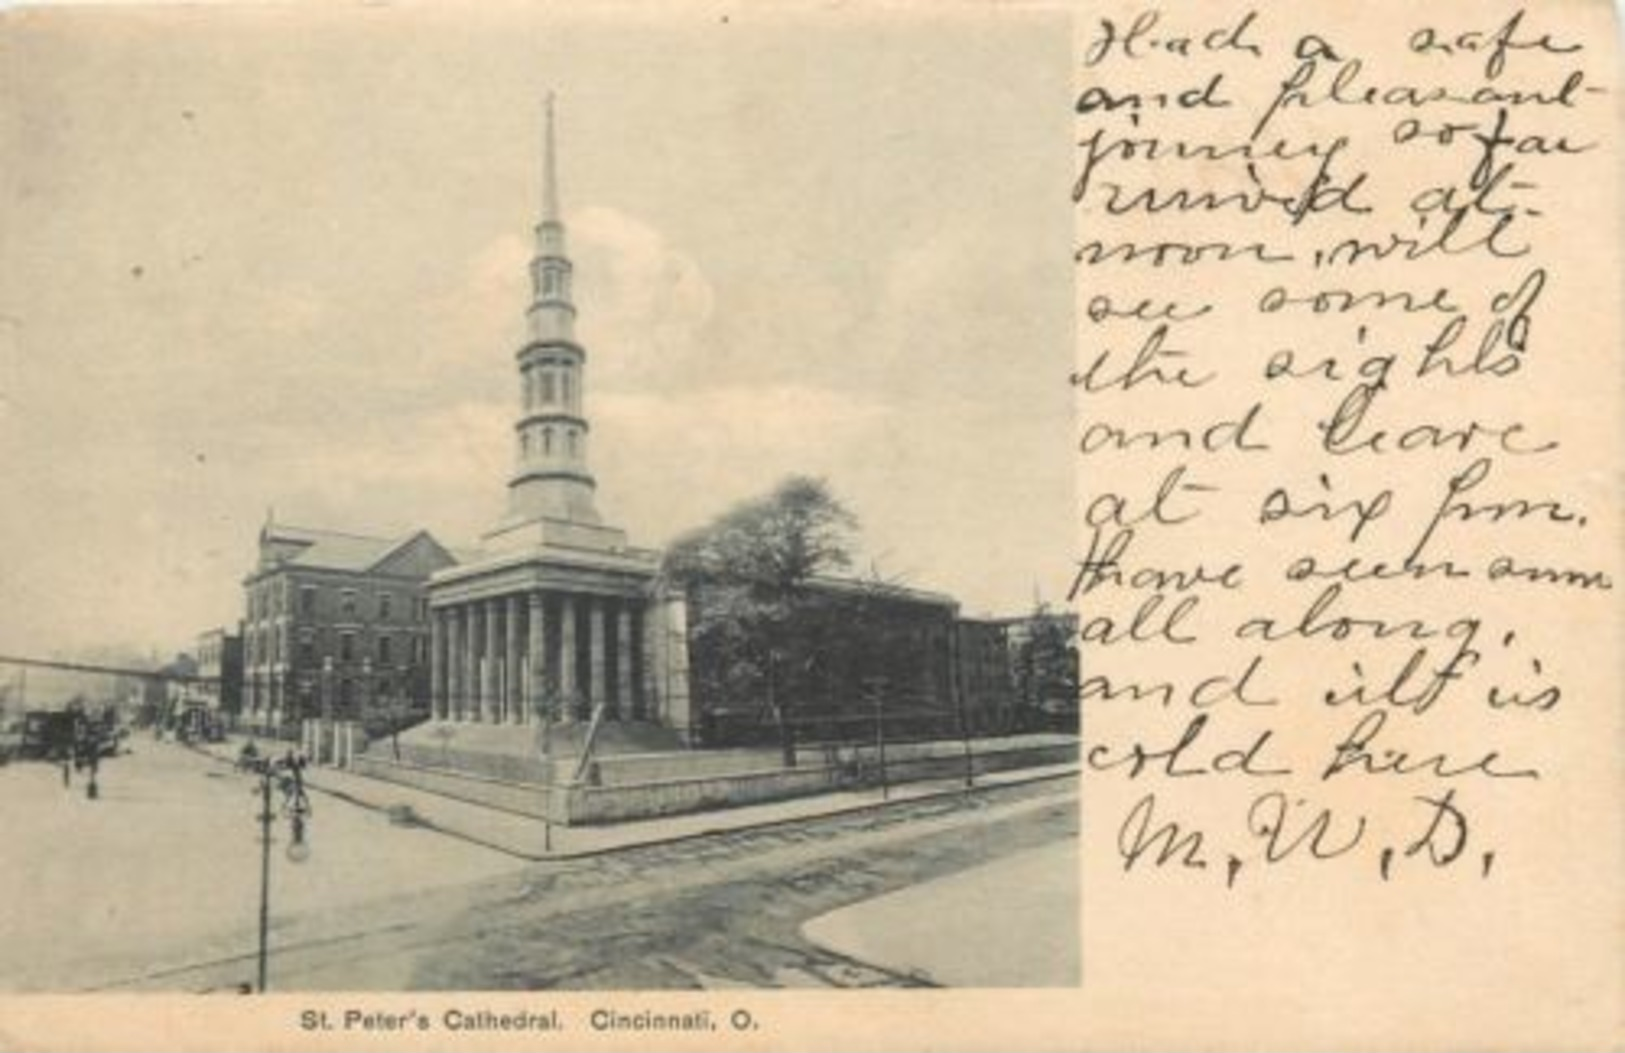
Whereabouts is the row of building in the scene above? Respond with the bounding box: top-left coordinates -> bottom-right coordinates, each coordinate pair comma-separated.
180,520 -> 1076,746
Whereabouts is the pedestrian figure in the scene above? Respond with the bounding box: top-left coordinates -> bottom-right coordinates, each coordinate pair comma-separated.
60,756 -> 71,788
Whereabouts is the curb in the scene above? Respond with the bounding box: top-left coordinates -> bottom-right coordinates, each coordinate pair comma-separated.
181,739 -> 1077,863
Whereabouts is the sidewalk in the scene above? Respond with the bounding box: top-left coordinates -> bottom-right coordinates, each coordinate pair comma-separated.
802,837 -> 1079,987
192,736 -> 1077,862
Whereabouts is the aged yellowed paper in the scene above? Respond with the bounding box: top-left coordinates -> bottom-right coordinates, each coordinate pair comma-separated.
0,0 -> 1618,1050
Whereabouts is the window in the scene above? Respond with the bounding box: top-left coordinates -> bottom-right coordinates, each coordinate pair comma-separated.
378,634 -> 393,665
340,632 -> 355,662
339,679 -> 354,710
341,590 -> 357,618
298,633 -> 316,668
561,371 -> 573,407
541,372 -> 556,404
379,592 -> 393,620
300,586 -> 316,616
543,426 -> 554,455
520,430 -> 531,456
567,429 -> 579,456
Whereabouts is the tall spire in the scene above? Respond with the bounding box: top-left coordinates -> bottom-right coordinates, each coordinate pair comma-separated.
505,95 -> 602,528
542,91 -> 561,225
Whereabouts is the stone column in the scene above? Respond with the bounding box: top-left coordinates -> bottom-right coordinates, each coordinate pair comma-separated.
526,591 -> 546,723
430,608 -> 446,720
463,604 -> 477,722
558,594 -> 576,722
629,603 -> 646,720
641,601 -> 662,724
615,603 -> 633,720
474,601 -> 487,724
588,597 -> 607,714
463,603 -> 478,722
443,609 -> 455,721
438,604 -> 451,718
454,605 -> 468,722
504,594 -> 521,724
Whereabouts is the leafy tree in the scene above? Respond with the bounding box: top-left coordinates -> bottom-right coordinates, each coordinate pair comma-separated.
662,476 -> 858,764
1014,603 -> 1080,731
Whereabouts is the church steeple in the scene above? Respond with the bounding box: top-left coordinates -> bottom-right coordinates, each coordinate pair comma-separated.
541,91 -> 561,226
506,94 -> 602,527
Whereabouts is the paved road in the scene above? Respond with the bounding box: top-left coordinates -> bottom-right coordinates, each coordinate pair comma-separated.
108,773 -> 1079,991
0,739 -> 524,991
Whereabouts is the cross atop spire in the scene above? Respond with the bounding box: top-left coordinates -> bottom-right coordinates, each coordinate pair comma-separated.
541,90 -> 561,225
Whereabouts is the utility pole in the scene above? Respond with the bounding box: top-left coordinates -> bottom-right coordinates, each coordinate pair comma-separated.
255,772 -> 272,993
869,677 -> 889,801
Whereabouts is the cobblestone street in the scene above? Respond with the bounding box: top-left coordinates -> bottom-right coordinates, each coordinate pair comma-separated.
402,781 -> 1077,990
0,738 -> 525,991
56,757 -> 1077,992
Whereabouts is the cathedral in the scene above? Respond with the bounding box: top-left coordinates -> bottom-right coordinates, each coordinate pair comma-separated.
421,97 -> 692,746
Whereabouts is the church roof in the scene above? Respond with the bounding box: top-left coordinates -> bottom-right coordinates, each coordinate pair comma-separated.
259,522 -> 455,576
268,525 -> 399,571
805,574 -> 959,610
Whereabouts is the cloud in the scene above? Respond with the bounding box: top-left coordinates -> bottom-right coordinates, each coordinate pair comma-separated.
593,383 -> 887,544
415,233 -> 529,376
414,206 -> 717,400
572,206 -> 715,391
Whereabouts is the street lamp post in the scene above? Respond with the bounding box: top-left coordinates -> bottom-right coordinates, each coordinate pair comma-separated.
956,679 -> 975,793
534,691 -> 555,854
251,752 -> 312,993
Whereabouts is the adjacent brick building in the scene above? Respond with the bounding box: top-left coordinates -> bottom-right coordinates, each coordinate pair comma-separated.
241,521 -> 457,734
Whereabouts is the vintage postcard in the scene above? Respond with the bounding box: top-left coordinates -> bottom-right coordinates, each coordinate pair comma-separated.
0,0 -> 1618,1050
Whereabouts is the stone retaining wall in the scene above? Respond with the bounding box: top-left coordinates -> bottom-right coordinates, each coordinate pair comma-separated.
350,755 -> 560,821
349,735 -> 1076,826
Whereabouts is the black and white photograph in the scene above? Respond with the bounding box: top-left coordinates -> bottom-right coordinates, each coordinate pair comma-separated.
0,5 -> 1078,996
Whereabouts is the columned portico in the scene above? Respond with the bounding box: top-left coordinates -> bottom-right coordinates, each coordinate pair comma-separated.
429,583 -> 666,729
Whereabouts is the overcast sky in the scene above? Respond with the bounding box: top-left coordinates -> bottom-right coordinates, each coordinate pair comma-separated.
0,4 -> 1072,659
